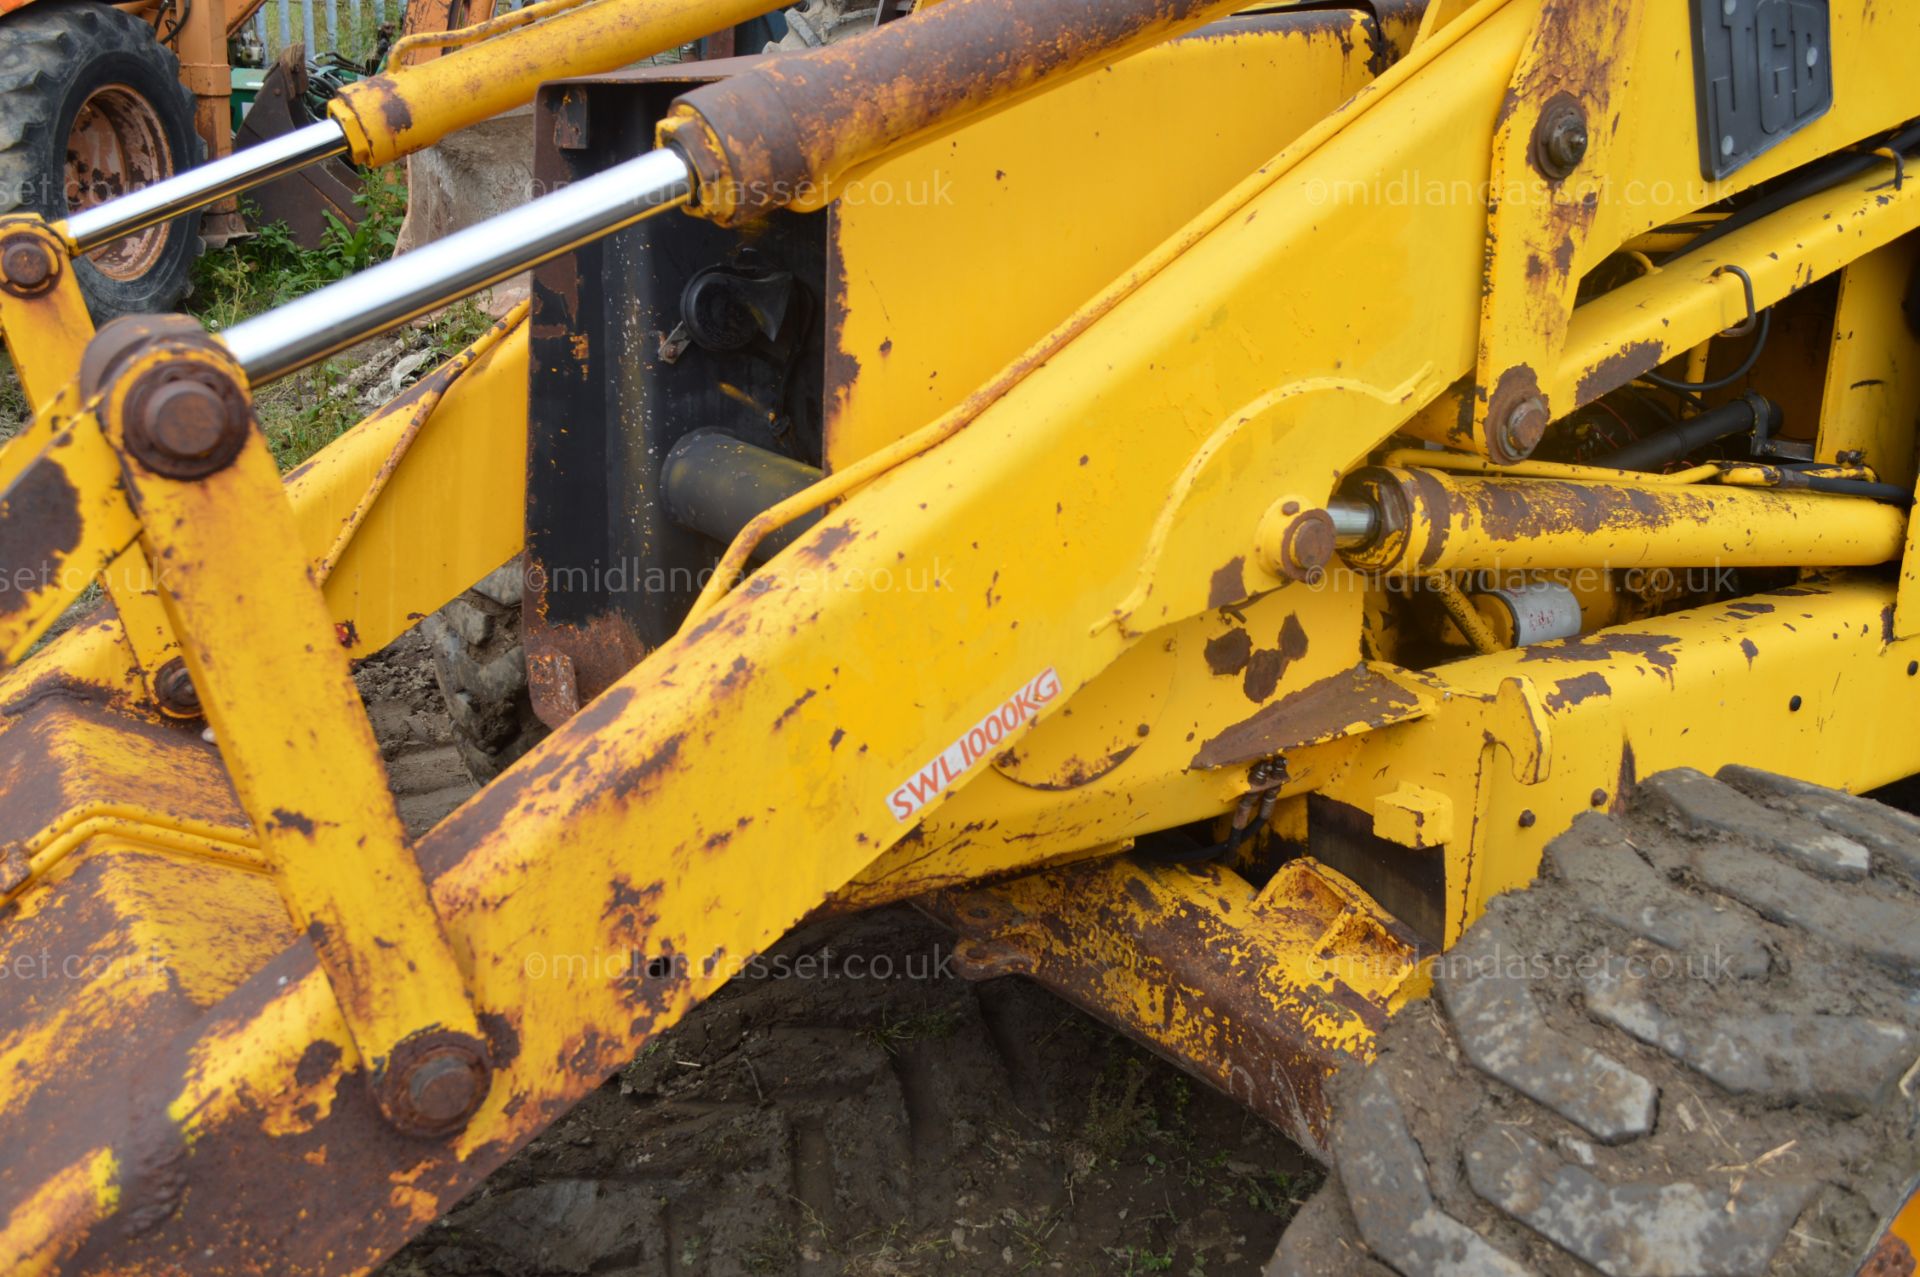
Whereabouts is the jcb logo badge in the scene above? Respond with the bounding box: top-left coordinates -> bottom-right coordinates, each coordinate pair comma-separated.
1691,0 -> 1832,179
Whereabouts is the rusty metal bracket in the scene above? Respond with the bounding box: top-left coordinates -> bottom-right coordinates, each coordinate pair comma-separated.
932,852 -> 1429,1159
1469,0 -> 1648,461
0,217 -> 92,417
86,322 -> 494,1138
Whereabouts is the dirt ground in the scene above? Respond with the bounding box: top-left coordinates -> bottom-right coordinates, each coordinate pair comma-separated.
356,633 -> 1318,1277
3,309 -> 1308,1277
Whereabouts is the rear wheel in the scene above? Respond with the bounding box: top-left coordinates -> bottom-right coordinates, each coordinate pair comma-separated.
1274,765 -> 1920,1276
0,0 -> 202,320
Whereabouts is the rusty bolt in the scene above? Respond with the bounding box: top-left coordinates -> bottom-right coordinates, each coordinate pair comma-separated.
1249,758 -> 1284,785
123,364 -> 251,479
147,381 -> 229,459
0,233 -> 58,297
1517,809 -> 1536,828
376,1031 -> 492,1139
1499,395 -> 1551,461
1532,97 -> 1589,181
153,657 -> 200,717
1260,498 -> 1337,585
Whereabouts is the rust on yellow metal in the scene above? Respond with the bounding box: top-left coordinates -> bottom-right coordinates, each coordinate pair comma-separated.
1343,467 -> 1908,575
0,395 -> 142,664
329,0 -> 784,168
931,852 -> 1428,1156
0,1147 -> 117,1277
93,330 -> 489,1130
4,0 -> 1920,1267
1320,577 -> 1920,943
822,8 -> 1384,466
1857,1175 -> 1920,1277
1428,572 -> 1504,654
1469,0 -> 1648,462
1373,782 -> 1454,849
1399,1 -> 1920,456
0,218 -> 94,418
0,308 -> 529,720
659,0 -> 1255,226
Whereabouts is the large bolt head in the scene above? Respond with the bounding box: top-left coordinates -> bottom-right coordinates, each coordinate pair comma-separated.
122,365 -> 251,479
408,1050 -> 489,1129
146,380 -> 230,462
1531,96 -> 1590,182
1544,115 -> 1588,173
1278,509 -> 1336,585
0,235 -> 57,296
1501,395 -> 1551,459
375,1031 -> 493,1139
153,656 -> 200,717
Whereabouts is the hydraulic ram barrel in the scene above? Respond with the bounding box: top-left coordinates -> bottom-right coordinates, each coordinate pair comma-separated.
222,149 -> 691,383
223,0 -> 1255,380
661,0 -> 1251,224
1339,467 -> 1907,574
59,0 -> 782,255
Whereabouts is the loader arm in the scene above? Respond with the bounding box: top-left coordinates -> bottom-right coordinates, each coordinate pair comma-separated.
2,0 -> 1920,1271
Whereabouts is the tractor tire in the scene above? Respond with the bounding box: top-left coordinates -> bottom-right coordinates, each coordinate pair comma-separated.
0,0 -> 202,320
1272,765 -> 1920,1277
422,561 -> 544,785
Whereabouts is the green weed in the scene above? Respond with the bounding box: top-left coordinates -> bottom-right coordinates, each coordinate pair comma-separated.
863,1007 -> 962,1056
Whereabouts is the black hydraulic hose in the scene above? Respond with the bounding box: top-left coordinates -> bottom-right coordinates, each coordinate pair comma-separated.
1641,310 -> 1772,393
1797,476 -> 1913,505
1667,119 -> 1920,264
1598,393 -> 1779,471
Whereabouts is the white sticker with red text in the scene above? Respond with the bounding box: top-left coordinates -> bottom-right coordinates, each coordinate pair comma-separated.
887,667 -> 1062,821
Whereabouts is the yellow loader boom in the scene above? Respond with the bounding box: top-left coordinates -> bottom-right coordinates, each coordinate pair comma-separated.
1,0 -> 1919,1272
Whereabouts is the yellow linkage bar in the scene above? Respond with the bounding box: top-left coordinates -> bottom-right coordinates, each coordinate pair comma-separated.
329,0 -> 784,168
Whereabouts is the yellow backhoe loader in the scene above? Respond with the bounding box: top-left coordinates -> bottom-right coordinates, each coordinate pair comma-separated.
0,0 -> 1918,1272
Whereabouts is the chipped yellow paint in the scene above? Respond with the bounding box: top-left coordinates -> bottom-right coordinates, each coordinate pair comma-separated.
1374,783 -> 1454,849
0,217 -> 92,420
824,10 -> 1382,465
2,1 -> 1920,1267
0,1147 -> 117,1276
326,0 -> 782,166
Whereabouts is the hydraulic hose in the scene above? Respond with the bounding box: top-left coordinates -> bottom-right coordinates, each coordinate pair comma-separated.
1598,393 -> 1779,472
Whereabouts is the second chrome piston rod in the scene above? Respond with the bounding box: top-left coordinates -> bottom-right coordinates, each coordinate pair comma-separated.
220,147 -> 693,384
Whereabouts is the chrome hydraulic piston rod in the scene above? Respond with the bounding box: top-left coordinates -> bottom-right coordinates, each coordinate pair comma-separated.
222,0 -> 1260,381
221,148 -> 692,383
65,123 -> 351,253
57,0 -> 785,256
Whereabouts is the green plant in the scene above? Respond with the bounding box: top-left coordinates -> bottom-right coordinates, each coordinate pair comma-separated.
260,1 -> 389,68
1078,1053 -> 1155,1164
0,351 -> 26,444
1106,1244 -> 1175,1274
193,165 -> 408,329
187,166 -> 500,472
421,297 -> 497,358
742,1224 -> 801,1274
260,358 -> 366,470
862,1007 -> 961,1056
